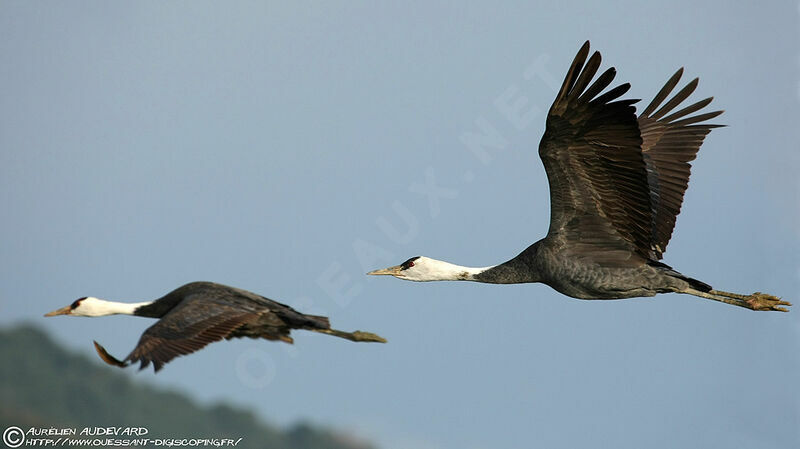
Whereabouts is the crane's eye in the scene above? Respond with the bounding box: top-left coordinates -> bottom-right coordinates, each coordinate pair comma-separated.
400,256 -> 420,270
71,297 -> 87,309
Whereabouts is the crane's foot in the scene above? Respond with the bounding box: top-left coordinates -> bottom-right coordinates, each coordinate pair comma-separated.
683,288 -> 791,312
743,292 -> 791,312
349,330 -> 387,343
314,328 -> 387,343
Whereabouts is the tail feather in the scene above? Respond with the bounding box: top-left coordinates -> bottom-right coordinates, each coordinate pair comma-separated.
649,260 -> 711,292
275,308 -> 331,330
685,276 -> 712,292
303,314 -> 331,330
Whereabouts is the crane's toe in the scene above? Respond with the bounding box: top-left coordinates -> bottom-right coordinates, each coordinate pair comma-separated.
745,292 -> 791,312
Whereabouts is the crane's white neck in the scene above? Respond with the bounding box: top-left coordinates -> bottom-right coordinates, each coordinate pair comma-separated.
73,297 -> 153,317
398,256 -> 494,282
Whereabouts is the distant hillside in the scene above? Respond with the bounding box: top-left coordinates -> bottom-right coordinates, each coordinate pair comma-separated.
0,324 -> 374,449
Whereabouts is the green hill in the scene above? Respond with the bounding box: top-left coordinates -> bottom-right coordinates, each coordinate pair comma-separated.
0,324 -> 374,449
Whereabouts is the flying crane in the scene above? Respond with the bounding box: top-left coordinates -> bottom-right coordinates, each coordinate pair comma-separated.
369,41 -> 789,312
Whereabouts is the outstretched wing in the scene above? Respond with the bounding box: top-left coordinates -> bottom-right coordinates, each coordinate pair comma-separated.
124,295 -> 260,371
638,69 -> 723,259
539,41 -> 654,265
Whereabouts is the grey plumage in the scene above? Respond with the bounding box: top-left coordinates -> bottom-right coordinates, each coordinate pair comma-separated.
94,281 -> 385,372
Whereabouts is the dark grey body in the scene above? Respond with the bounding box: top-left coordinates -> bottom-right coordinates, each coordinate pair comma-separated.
123,281 -> 332,371
136,281 -> 328,340
475,239 -> 707,299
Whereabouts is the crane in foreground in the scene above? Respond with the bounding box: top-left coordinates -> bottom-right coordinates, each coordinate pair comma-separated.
369,41 -> 789,312
45,281 -> 386,372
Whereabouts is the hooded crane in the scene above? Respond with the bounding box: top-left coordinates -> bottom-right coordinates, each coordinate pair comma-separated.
369,41 -> 790,312
45,281 -> 386,372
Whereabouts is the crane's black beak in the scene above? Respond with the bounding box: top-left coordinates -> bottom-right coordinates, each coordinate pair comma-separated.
44,305 -> 71,317
367,265 -> 402,276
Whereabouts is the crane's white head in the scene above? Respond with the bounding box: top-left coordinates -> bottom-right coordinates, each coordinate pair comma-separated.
44,297 -> 141,317
367,256 -> 485,282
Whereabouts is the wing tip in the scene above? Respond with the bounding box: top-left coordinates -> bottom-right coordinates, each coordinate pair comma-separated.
93,340 -> 129,368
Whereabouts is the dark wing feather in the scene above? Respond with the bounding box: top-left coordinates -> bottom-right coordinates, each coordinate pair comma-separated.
638,69 -> 723,258
124,294 -> 260,372
540,41 -> 655,264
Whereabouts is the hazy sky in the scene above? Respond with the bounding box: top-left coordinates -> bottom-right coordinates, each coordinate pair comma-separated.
2,2 -> 798,448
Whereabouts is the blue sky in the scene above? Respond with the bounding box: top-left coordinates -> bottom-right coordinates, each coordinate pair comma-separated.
1,2 -> 798,448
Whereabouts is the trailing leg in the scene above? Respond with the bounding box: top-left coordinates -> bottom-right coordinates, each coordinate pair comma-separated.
311,328 -> 387,343
680,288 -> 791,312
